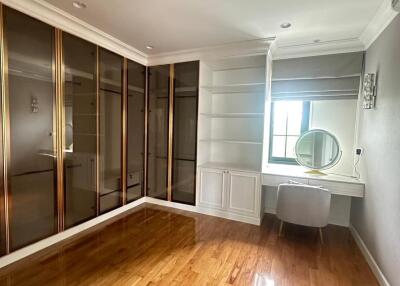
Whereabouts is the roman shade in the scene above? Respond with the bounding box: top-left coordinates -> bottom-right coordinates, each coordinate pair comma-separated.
271,52 -> 364,101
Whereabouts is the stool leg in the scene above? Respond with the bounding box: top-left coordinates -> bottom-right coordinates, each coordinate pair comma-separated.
279,221 -> 284,237
319,228 -> 324,244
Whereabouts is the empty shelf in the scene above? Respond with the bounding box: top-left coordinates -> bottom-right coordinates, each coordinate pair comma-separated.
199,162 -> 261,173
200,112 -> 264,118
199,139 -> 263,145
200,83 -> 265,93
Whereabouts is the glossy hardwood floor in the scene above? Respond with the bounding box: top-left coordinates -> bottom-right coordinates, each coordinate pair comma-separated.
0,204 -> 377,286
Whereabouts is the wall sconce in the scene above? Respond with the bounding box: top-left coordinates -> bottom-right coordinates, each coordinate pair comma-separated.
31,96 -> 39,113
363,73 -> 376,109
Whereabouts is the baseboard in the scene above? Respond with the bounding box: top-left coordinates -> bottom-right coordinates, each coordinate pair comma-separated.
349,224 -> 390,286
0,197 -> 146,269
145,197 -> 261,225
264,207 -> 276,214
0,196 -> 262,269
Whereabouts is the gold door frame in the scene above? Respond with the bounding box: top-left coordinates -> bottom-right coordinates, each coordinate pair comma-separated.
0,3 -> 147,256
143,67 -> 149,197
55,29 -> 65,233
96,46 -> 100,216
122,58 -> 128,205
0,3 -> 10,254
167,64 -> 175,202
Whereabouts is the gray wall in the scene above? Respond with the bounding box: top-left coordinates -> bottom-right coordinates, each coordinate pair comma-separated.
351,15 -> 400,286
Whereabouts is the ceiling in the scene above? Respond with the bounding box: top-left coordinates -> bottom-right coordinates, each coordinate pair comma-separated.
44,0 -> 384,56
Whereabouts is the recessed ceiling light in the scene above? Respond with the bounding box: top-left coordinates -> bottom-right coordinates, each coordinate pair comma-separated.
146,45 -> 154,50
280,22 -> 292,29
72,1 -> 87,9
314,39 -> 321,43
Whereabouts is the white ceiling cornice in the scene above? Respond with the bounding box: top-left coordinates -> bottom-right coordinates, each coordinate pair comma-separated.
0,0 -> 148,65
360,0 -> 398,49
0,0 -> 398,64
271,0 -> 399,60
147,38 -> 275,66
271,37 -> 365,60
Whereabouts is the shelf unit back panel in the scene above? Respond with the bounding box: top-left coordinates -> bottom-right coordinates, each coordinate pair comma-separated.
198,55 -> 267,172
210,143 -> 262,169
213,67 -> 266,86
211,93 -> 265,114
209,118 -> 264,142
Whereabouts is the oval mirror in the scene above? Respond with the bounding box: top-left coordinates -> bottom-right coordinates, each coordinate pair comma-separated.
295,129 -> 341,170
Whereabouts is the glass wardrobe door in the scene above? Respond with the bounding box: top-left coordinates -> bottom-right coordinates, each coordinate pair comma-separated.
4,8 -> 57,250
0,46 -> 5,256
63,33 -> 97,228
172,61 -> 199,205
147,65 -> 169,200
99,49 -> 122,214
127,61 -> 145,203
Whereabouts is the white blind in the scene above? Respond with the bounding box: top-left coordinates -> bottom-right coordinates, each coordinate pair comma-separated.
271,52 -> 364,101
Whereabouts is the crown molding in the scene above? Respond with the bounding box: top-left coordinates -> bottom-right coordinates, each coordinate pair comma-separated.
1,0 -> 398,65
360,0 -> 398,49
147,38 -> 275,66
271,37 -> 365,60
0,0 -> 148,65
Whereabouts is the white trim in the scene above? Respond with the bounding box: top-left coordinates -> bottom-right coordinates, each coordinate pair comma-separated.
1,0 -> 398,65
0,197 -> 146,269
0,0 -> 147,65
349,224 -> 391,286
147,38 -> 274,66
271,0 -> 399,60
264,207 -> 277,215
360,0 -> 398,50
0,196 -> 262,269
271,38 -> 365,60
145,197 -> 261,225
0,0 -> 274,65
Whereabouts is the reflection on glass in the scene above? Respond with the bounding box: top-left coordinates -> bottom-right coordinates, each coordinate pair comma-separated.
172,61 -> 199,205
295,130 -> 340,169
99,49 -> 122,213
63,33 -> 97,228
127,60 -> 145,202
5,8 -> 57,250
147,65 -> 169,200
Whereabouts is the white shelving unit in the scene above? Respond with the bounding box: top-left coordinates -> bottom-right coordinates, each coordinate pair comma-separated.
200,112 -> 264,118
197,55 -> 267,173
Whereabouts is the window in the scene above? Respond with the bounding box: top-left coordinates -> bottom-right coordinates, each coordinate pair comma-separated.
269,101 -> 310,164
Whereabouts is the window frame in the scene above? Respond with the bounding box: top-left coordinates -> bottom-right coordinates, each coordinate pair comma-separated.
268,101 -> 310,165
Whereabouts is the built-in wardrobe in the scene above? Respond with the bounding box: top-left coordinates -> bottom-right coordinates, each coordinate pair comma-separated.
0,4 -> 199,257
147,62 -> 199,205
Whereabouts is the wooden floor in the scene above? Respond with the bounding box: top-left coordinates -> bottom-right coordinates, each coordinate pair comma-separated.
0,204 -> 377,286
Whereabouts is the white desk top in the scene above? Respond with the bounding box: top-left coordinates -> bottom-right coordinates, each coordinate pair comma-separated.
262,164 -> 364,186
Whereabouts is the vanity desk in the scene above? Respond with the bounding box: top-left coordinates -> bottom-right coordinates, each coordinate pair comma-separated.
262,164 -> 364,198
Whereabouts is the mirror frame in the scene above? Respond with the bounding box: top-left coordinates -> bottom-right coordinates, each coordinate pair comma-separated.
295,129 -> 342,170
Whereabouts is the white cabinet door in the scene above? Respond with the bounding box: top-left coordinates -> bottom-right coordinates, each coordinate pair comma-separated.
227,170 -> 260,216
197,168 -> 226,209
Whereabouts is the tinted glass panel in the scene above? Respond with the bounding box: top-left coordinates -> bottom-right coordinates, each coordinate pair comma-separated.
127,61 -> 145,202
147,65 -> 169,200
63,33 -> 97,228
0,30 -> 5,256
172,62 -> 198,205
5,8 -> 57,250
99,49 -> 122,213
